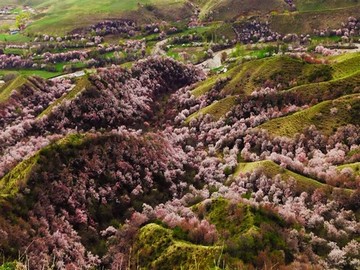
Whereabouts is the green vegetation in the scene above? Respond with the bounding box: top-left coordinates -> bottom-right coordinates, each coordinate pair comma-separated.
38,76 -> 90,118
0,262 -> 16,270
3,48 -> 25,55
191,73 -> 229,97
294,0 -> 360,12
186,96 -> 237,123
0,75 -> 27,102
234,160 -> 324,192
220,56 -> 307,95
201,198 -> 290,265
270,5 -> 360,34
0,133 -> 86,201
25,0 -> 187,34
132,223 -> 222,269
0,33 -> 31,43
0,154 -> 40,201
338,162 -> 360,176
195,0 -> 288,21
260,94 -> 360,137
0,69 -> 62,79
196,56 -> 332,97
331,53 -> 360,79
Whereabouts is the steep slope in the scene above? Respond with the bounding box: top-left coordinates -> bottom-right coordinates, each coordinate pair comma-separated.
0,130 -> 192,267
0,75 -> 28,102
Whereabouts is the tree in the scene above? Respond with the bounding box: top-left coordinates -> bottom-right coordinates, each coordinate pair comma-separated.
15,12 -> 31,29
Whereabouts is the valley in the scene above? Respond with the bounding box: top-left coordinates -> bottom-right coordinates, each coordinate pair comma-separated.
0,0 -> 359,269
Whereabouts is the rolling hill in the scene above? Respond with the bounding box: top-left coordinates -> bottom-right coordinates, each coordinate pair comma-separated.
0,0 -> 360,269
3,0 -> 192,34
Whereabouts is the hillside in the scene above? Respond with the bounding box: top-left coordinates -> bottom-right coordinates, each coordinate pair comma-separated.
1,0 -> 192,34
0,0 -> 360,269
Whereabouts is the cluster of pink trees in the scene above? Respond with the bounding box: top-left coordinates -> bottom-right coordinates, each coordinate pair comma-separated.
42,50 -> 90,63
0,77 -> 72,178
0,54 -> 33,69
233,20 -> 282,43
314,16 -> 360,40
88,20 -> 138,37
0,57 -> 202,180
0,55 -> 359,269
0,127 -> 196,269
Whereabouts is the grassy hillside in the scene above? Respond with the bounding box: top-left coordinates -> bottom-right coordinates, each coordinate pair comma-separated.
331,53 -> 360,79
0,133 -> 85,201
0,70 -> 62,79
220,56 -> 317,96
338,162 -> 360,175
195,0 -> 288,20
260,94 -> 360,137
0,75 -> 27,102
192,56 -> 334,98
198,198 -> 292,266
25,0 -> 189,34
294,0 -> 360,12
234,160 -> 324,192
186,96 -> 237,123
132,223 -> 222,269
0,154 -> 39,201
270,5 -> 360,34
37,76 -> 90,118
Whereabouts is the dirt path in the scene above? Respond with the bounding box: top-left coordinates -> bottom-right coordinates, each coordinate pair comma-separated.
196,47 -> 236,70
152,38 -> 168,55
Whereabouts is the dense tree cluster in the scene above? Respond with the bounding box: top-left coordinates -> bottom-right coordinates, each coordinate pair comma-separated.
0,54 -> 33,69
87,20 -> 138,37
0,55 -> 359,269
233,20 -> 282,44
313,16 -> 360,44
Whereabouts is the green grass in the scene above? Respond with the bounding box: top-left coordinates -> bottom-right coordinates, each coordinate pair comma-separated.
0,262 -> 16,270
330,53 -> 360,79
294,0 -> 360,12
38,76 -> 90,118
191,71 -> 230,97
195,0 -> 288,21
0,154 -> 40,201
191,52 -> 360,103
3,48 -> 26,55
260,94 -> 360,137
234,160 -> 324,192
270,5 -> 360,34
25,0 -> 187,34
0,133 -> 86,201
54,61 -> 86,72
338,162 -> 360,176
220,56 -> 329,96
132,223 -> 222,269
0,33 -> 31,43
0,69 -> 62,79
201,197 -> 289,265
0,75 -> 27,102
186,96 -> 237,123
